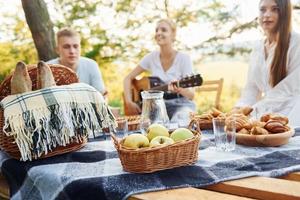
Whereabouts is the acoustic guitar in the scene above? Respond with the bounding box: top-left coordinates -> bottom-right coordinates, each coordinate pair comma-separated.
131,74 -> 203,106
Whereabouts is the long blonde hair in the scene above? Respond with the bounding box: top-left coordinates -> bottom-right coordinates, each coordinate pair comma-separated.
269,0 -> 292,87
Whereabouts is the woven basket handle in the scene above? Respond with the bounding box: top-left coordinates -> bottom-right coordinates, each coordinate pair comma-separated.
188,119 -> 201,133
110,131 -> 120,150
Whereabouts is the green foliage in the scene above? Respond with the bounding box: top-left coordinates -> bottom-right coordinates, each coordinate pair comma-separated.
49,0 -> 259,64
0,14 -> 37,83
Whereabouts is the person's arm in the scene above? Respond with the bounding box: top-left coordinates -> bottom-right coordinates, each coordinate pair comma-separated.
255,33 -> 300,123
235,49 -> 261,108
90,61 -> 108,97
169,84 -> 195,100
123,66 -> 145,115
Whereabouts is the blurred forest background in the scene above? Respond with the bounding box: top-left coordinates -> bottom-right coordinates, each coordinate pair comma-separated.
1,0 -> 300,114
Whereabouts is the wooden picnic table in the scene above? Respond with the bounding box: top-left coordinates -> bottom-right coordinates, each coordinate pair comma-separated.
1,172 -> 299,200
130,172 -> 300,200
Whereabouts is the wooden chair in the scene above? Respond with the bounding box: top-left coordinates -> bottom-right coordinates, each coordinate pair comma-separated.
196,78 -> 224,110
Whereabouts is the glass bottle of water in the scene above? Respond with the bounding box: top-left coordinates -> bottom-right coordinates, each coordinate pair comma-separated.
139,90 -> 169,134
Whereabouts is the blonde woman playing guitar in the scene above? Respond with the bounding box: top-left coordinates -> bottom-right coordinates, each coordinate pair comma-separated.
124,19 -> 199,122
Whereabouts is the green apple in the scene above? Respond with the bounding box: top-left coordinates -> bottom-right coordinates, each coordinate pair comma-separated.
147,123 -> 169,141
149,136 -> 174,147
170,128 -> 194,142
123,134 -> 149,149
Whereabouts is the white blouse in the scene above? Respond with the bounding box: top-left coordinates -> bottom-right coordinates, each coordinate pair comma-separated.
236,32 -> 300,127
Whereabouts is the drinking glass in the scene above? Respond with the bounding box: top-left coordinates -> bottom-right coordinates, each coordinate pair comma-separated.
212,118 -> 236,152
175,111 -> 191,128
115,118 -> 128,138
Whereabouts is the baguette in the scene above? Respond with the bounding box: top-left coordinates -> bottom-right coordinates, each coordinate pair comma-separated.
37,61 -> 56,89
10,61 -> 32,94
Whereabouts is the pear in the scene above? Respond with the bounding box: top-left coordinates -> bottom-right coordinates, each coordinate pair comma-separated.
147,124 -> 169,141
150,136 -> 174,147
123,134 -> 149,149
170,128 -> 194,142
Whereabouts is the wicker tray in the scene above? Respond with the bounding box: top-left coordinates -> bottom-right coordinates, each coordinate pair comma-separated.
236,128 -> 295,147
110,129 -> 201,173
119,115 -> 141,131
0,64 -> 87,160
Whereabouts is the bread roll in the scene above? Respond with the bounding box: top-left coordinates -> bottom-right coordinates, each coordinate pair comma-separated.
238,128 -> 250,135
10,61 -> 32,94
197,113 -> 213,120
226,113 -> 249,132
260,114 -> 271,122
250,126 -> 269,135
211,107 -> 223,117
250,120 -> 266,128
264,120 -> 289,133
37,61 -> 56,89
241,106 -> 253,116
270,115 -> 289,125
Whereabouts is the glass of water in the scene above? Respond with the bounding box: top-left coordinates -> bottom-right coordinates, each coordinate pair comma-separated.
212,118 -> 236,152
175,112 -> 191,128
116,118 -> 128,138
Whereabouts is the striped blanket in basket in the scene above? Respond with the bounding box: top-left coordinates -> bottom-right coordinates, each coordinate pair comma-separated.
0,83 -> 116,161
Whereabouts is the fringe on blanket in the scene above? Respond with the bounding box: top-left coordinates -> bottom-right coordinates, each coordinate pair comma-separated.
3,102 -> 116,161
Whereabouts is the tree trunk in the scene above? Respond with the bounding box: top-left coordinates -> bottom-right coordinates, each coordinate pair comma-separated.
21,0 -> 57,61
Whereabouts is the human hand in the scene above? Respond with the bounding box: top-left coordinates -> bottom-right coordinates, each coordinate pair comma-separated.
102,90 -> 109,102
126,101 -> 142,115
168,81 -> 183,94
102,90 -> 108,97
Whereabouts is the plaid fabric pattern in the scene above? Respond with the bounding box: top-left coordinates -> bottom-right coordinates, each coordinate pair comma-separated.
0,83 -> 116,161
0,131 -> 299,200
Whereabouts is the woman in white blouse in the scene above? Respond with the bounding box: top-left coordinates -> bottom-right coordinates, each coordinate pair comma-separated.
236,0 -> 300,127
123,19 -> 195,122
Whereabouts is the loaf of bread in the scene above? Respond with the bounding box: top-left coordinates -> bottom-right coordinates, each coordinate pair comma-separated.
10,61 -> 32,95
37,61 -> 56,89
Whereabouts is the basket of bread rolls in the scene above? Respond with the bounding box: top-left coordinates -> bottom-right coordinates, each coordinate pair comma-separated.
189,106 -> 294,147
0,62 -> 87,160
189,107 -> 226,130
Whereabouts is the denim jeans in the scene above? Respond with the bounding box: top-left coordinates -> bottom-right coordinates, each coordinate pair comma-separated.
165,97 -> 196,122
